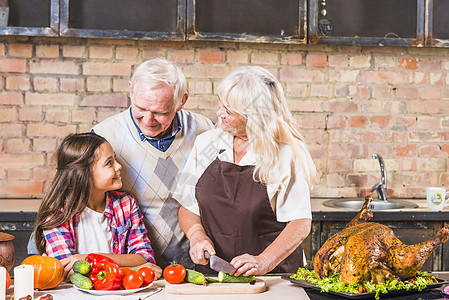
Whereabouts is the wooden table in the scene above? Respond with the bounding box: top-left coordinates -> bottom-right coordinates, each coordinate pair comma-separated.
6,275 -> 310,300
7,273 -> 449,299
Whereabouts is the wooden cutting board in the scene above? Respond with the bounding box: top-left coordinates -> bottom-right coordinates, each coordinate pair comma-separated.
165,278 -> 266,294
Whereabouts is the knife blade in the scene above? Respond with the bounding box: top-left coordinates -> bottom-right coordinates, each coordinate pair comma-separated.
204,251 -> 235,273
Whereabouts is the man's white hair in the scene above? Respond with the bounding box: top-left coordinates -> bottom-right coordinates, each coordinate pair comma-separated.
130,58 -> 187,108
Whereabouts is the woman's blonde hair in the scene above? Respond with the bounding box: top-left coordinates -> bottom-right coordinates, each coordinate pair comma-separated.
217,66 -> 317,189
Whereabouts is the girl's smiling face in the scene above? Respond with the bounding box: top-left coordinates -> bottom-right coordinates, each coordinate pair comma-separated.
91,142 -> 122,195
216,99 -> 247,138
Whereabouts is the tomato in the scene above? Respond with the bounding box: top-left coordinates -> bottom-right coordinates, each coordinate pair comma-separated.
120,267 -> 133,276
122,270 -> 144,290
138,267 -> 155,286
163,263 -> 186,284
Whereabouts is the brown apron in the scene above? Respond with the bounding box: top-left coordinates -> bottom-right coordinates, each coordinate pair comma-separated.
194,156 -> 304,274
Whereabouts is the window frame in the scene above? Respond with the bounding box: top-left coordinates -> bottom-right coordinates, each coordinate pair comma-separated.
59,0 -> 186,40
0,0 -> 59,36
186,0 -> 307,44
308,0 -> 425,47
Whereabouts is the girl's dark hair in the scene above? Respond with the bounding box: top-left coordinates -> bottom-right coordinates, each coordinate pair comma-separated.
34,132 -> 108,255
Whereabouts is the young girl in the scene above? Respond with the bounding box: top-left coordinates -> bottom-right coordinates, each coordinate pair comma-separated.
34,132 -> 162,279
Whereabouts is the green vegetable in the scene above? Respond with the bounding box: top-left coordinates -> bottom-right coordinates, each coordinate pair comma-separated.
291,268 -> 437,300
70,272 -> 93,290
185,269 -> 207,285
218,271 -> 255,283
206,277 -> 219,283
72,260 -> 92,275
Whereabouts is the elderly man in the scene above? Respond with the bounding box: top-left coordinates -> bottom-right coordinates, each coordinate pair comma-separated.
92,58 -> 213,268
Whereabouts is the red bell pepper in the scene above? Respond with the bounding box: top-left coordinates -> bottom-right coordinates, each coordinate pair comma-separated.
85,253 -> 118,266
93,260 -> 124,290
89,272 -> 99,284
86,253 -> 118,276
85,254 -> 122,289
90,266 -> 101,277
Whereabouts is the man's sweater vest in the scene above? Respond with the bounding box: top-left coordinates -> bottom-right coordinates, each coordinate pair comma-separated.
93,108 -> 213,267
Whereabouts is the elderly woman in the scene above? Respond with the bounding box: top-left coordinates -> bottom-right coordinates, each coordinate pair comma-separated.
173,66 -> 317,276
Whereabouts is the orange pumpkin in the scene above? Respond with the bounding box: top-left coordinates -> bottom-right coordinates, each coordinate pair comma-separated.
21,255 -> 64,290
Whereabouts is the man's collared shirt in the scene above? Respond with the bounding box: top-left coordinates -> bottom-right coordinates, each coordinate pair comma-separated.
130,109 -> 182,152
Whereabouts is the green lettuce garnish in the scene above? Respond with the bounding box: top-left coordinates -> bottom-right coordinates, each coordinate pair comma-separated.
290,268 -> 437,300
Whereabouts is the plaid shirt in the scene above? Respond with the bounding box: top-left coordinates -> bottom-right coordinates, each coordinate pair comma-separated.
44,191 -> 155,263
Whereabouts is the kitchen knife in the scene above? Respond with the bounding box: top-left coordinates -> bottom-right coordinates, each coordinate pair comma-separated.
204,251 -> 235,273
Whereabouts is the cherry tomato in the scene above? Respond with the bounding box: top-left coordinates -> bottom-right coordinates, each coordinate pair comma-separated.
138,267 -> 155,286
123,270 -> 144,290
163,262 -> 186,284
120,267 -> 133,276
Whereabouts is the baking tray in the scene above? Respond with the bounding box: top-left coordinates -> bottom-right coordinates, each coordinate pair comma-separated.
282,275 -> 449,299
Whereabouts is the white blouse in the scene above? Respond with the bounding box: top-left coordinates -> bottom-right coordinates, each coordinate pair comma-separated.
173,128 -> 311,222
76,207 -> 113,254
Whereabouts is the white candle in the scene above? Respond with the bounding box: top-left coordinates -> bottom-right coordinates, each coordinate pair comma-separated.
14,265 -> 34,300
0,266 -> 6,300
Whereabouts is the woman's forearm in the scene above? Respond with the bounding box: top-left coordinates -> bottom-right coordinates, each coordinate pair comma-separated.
258,219 -> 311,272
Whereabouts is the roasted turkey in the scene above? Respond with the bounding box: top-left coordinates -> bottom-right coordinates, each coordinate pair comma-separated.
313,195 -> 449,285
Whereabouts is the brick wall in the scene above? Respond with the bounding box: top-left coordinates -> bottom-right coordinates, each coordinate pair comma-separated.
0,36 -> 448,200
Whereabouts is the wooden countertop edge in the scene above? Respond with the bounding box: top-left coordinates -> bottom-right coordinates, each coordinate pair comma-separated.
2,198 -> 449,222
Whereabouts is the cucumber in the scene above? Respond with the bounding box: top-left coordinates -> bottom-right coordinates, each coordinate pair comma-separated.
70,272 -> 93,290
72,260 -> 92,275
218,271 -> 255,283
206,277 -> 219,283
185,269 -> 207,285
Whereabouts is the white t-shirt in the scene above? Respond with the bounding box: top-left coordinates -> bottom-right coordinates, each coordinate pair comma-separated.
76,207 -> 114,254
173,128 -> 312,222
